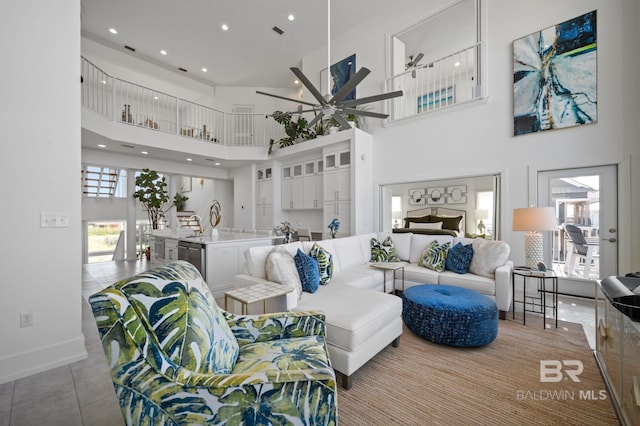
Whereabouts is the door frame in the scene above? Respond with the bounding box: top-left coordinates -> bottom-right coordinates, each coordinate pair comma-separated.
527,157 -> 632,283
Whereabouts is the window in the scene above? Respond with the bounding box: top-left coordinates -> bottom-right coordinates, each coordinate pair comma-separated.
386,0 -> 484,120
82,165 -> 126,198
475,191 -> 493,236
392,196 -> 403,229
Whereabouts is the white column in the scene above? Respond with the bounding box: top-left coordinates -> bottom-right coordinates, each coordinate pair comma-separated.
127,168 -> 138,260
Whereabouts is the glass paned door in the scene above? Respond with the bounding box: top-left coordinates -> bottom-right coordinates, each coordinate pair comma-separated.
538,165 -> 617,297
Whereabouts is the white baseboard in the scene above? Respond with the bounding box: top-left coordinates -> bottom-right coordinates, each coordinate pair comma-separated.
0,334 -> 87,384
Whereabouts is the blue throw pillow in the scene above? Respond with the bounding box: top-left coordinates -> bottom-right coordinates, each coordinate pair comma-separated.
294,249 -> 320,293
445,242 -> 474,274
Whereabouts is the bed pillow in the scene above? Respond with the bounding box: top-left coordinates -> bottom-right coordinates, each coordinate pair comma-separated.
265,248 -> 302,298
445,242 -> 474,274
430,215 -> 463,231
469,239 -> 510,278
294,249 -> 320,293
419,240 -> 451,272
370,236 -> 401,262
309,243 -> 334,285
409,221 -> 443,230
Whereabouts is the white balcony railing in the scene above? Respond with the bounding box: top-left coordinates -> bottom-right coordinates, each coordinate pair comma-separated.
385,43 -> 484,122
81,56 -> 283,147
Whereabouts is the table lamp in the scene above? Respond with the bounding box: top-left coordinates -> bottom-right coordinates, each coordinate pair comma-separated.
475,209 -> 489,234
512,207 -> 556,269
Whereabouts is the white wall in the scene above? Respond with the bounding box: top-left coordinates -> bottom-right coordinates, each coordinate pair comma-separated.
301,0 -> 640,272
0,1 -> 86,383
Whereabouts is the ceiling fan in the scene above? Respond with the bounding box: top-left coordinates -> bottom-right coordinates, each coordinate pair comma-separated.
256,0 -> 403,130
406,53 -> 425,78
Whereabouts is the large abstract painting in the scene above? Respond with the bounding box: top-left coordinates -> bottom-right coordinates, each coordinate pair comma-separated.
513,11 -> 597,136
320,54 -> 356,100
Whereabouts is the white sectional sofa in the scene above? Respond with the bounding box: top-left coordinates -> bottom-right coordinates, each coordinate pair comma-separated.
233,232 -> 513,389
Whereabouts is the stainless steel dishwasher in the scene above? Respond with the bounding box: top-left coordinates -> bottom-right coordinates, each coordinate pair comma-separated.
177,240 -> 206,278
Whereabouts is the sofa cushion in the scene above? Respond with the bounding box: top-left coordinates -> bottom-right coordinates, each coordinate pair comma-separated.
469,239 -> 511,278
445,242 -> 474,274
409,234 -> 454,264
265,248 -> 303,298
438,271 -> 495,296
329,267 -> 382,292
308,243 -> 334,285
333,236 -> 367,269
370,236 -> 401,262
295,249 -> 320,293
403,263 -> 441,285
419,240 -> 451,272
293,284 -> 402,352
389,232 -> 412,261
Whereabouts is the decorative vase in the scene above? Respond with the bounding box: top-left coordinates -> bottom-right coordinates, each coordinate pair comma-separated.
211,228 -> 219,238
329,126 -> 339,134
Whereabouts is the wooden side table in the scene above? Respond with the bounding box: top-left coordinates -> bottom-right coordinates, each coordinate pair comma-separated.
512,269 -> 558,328
225,283 -> 293,314
369,262 -> 405,294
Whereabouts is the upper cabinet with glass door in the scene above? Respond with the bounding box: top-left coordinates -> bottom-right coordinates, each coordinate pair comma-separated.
385,0 -> 485,122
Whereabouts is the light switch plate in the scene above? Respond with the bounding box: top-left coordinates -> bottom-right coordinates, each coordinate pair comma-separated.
40,212 -> 70,228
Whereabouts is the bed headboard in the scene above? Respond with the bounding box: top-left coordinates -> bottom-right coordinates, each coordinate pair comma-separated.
405,207 -> 466,234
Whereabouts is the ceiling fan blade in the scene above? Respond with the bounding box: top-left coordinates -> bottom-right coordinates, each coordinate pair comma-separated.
413,53 -> 424,65
298,108 -> 319,114
340,108 -> 388,119
332,113 -> 352,130
306,112 -> 325,128
256,91 -> 318,107
329,67 -> 371,104
290,67 -> 327,105
340,90 -> 403,107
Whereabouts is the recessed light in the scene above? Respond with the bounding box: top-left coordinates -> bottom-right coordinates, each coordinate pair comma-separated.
294,79 -> 300,85
288,14 -> 295,21
454,61 -> 460,67
141,151 -> 148,155
221,24 -> 229,31
160,50 -> 167,55
202,67 -> 208,73
98,144 -> 106,148
154,96 -> 158,100
186,158 -> 193,162
101,80 -> 107,84
215,162 -> 221,166
109,28 -> 118,35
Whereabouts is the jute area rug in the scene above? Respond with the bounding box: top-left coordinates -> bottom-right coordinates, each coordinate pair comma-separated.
336,317 -> 618,426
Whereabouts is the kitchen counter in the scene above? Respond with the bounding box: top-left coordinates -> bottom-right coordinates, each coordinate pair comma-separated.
151,230 -> 283,298
176,232 -> 284,245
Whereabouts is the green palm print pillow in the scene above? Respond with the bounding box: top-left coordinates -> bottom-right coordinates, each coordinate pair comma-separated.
419,240 -> 451,272
309,243 -> 333,285
370,236 -> 401,262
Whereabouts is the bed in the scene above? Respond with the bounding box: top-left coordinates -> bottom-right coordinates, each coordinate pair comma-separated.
393,207 -> 466,237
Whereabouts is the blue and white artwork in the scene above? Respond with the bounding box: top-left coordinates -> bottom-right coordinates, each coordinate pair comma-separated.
321,54 -> 356,101
513,11 -> 597,136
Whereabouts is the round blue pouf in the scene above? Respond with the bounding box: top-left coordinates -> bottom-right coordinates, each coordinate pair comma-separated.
402,284 -> 498,347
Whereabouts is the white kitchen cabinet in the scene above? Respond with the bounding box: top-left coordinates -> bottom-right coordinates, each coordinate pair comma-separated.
323,200 -> 350,238
595,280 -> 640,425
282,159 -> 322,210
323,168 -> 350,201
292,177 -> 304,209
303,175 -> 323,209
324,149 -> 350,170
164,238 -> 179,263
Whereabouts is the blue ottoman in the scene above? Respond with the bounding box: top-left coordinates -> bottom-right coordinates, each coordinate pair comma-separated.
402,284 -> 498,347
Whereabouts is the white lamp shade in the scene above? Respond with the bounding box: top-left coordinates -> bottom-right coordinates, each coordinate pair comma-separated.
475,209 -> 489,220
512,207 -> 556,232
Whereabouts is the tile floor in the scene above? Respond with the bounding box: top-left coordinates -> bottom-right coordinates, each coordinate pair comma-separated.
0,260 -> 599,425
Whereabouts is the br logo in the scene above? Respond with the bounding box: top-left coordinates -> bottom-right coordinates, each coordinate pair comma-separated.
540,360 -> 583,382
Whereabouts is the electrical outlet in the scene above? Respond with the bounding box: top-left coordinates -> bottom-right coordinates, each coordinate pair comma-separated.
20,312 -> 33,328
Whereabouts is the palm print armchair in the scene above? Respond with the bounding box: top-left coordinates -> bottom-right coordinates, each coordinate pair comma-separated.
89,261 -> 337,425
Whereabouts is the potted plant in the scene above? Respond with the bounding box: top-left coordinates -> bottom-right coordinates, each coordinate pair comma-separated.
268,111 -> 312,154
132,168 -> 169,230
172,193 -> 189,211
